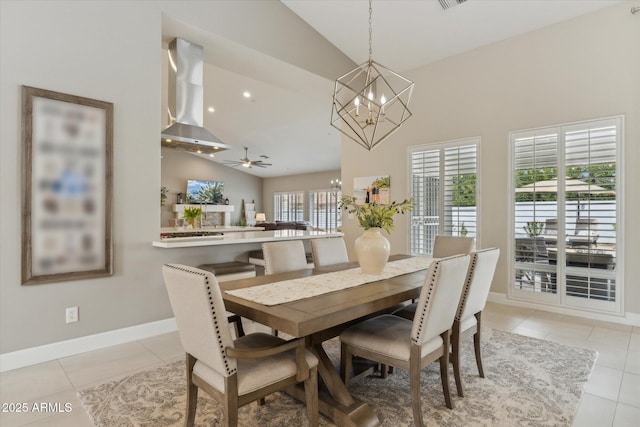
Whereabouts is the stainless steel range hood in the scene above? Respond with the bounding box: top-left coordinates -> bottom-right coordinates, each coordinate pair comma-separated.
161,38 -> 230,154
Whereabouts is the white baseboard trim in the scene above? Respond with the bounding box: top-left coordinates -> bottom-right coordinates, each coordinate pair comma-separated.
0,318 -> 177,373
487,292 -> 640,326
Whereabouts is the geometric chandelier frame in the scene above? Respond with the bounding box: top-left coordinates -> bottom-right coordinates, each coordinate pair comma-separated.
331,0 -> 414,151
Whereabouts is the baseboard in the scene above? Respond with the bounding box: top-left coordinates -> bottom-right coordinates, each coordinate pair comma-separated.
0,318 -> 177,373
488,292 -> 640,326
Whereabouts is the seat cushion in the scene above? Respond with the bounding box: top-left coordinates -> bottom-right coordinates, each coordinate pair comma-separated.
459,314 -> 477,333
340,315 -> 443,362
193,333 -> 318,396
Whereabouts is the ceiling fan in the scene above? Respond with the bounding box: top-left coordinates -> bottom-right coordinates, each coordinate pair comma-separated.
223,146 -> 272,168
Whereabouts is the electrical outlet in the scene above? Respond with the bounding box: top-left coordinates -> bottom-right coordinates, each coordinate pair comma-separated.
66,307 -> 78,323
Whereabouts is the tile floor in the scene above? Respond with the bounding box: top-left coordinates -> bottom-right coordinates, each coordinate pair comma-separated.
0,301 -> 638,426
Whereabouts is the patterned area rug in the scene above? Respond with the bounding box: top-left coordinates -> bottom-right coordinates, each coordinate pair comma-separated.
78,328 -> 596,426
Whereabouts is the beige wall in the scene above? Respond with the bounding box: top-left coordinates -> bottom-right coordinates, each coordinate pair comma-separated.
0,1 -> 349,354
339,3 -> 640,316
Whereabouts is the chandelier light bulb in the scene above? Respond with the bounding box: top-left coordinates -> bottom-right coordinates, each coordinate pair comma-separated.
354,97 -> 360,115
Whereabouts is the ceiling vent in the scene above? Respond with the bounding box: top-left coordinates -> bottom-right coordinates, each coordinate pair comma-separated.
439,0 -> 468,10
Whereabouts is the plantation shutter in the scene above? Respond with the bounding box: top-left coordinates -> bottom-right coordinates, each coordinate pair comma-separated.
511,116 -> 621,312
410,138 -> 479,255
308,190 -> 341,232
274,191 -> 304,221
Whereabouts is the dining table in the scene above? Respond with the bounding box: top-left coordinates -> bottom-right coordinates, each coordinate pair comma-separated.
219,254 -> 432,427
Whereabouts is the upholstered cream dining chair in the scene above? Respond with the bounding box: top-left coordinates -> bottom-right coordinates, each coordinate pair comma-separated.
310,237 -> 348,267
262,240 -> 308,275
162,264 -> 319,427
451,247 -> 500,397
431,235 -> 474,258
339,254 -> 471,427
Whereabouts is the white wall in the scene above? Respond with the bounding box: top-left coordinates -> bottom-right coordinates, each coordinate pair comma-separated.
339,3 -> 640,316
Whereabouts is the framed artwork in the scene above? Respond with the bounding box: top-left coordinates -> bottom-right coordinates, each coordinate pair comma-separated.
353,175 -> 391,205
22,86 -> 113,285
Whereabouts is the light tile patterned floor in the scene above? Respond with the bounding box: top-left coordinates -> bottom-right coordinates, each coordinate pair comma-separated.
0,302 -> 638,426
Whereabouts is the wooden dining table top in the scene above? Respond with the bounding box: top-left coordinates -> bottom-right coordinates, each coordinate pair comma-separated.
219,254 -> 429,339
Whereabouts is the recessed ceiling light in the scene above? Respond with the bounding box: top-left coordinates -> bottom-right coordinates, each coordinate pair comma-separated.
243,91 -> 251,98
207,107 -> 215,113
209,153 -> 215,158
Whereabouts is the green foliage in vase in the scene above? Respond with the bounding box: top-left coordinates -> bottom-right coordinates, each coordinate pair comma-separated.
459,222 -> 468,236
340,196 -> 413,234
182,206 -> 202,221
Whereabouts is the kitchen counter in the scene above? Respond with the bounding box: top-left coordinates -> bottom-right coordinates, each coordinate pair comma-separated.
160,226 -> 264,235
153,229 -> 344,248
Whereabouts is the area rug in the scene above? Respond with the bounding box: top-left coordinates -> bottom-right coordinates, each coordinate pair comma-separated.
77,328 -> 597,426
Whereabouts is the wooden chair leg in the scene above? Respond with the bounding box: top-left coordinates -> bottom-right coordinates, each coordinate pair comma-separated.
451,321 -> 464,398
340,343 -> 351,387
185,354 -> 198,427
439,331 -> 454,409
380,363 -> 388,378
304,366 -> 319,427
409,350 -> 424,427
474,312 -> 485,378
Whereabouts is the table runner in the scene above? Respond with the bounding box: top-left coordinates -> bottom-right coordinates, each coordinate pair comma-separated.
225,256 -> 434,306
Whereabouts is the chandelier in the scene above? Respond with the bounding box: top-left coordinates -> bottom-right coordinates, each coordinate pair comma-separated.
331,0 -> 414,151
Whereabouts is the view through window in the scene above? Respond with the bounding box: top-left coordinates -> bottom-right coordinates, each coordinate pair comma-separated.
512,116 -> 621,312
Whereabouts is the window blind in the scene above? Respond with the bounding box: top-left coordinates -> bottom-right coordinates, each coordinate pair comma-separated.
410,139 -> 478,255
274,191 -> 304,222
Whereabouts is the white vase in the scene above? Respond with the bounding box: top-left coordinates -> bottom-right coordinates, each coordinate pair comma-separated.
355,228 -> 390,274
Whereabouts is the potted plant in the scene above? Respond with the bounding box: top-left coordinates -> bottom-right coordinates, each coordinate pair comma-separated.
340,196 -> 413,274
523,221 -> 544,238
182,206 -> 201,229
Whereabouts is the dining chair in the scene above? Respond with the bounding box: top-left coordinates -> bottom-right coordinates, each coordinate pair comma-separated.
310,237 -> 348,267
392,235 -> 473,318
432,235 -> 474,258
162,264 -> 319,427
262,240 -> 308,275
340,254 -> 471,426
450,247 -> 500,397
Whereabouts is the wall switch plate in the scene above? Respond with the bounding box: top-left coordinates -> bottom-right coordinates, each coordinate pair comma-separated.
66,307 -> 78,323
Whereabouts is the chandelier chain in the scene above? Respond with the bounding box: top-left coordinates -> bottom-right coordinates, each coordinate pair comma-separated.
368,0 -> 373,61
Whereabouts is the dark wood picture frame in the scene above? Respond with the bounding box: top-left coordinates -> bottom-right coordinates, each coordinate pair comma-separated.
22,86 -> 113,285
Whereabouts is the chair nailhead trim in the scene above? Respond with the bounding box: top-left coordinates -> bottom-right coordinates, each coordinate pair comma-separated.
412,261 -> 439,344
166,264 -> 237,376
455,253 -> 478,321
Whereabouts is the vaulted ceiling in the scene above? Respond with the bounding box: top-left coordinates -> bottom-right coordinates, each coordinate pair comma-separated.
162,0 -> 621,178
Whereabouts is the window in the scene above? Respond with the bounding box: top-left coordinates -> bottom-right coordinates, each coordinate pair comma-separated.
308,190 -> 342,231
511,117 -> 622,313
409,138 -> 479,255
274,191 -> 304,221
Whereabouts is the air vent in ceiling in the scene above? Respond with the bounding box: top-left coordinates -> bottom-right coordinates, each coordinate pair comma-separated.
439,0 -> 467,10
